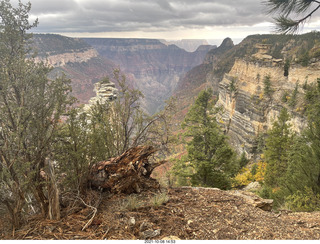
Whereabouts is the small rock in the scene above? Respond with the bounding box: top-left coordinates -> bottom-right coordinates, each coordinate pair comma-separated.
128,217 -> 136,226
243,182 -> 261,192
140,229 -> 161,239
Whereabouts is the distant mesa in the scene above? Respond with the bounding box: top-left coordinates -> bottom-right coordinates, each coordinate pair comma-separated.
159,39 -> 211,52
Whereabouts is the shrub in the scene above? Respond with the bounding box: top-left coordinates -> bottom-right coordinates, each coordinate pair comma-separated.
233,167 -> 254,187
121,195 -> 142,211
285,187 -> 320,212
150,193 -> 169,207
263,75 -> 274,97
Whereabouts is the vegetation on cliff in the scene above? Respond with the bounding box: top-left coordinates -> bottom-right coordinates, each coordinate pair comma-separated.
259,80 -> 320,211
32,34 -> 92,56
211,31 -> 320,79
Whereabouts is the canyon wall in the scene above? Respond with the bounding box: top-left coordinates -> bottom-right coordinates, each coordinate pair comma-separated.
217,44 -> 320,159
175,33 -> 320,159
32,34 -> 117,104
83,38 -> 214,114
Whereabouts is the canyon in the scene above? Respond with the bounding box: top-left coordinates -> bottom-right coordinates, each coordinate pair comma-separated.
32,32 -> 320,160
82,38 -> 214,114
33,34 -> 118,104
33,34 -> 214,114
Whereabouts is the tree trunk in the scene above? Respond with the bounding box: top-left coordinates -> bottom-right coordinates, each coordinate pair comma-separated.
88,146 -> 166,194
47,159 -> 60,220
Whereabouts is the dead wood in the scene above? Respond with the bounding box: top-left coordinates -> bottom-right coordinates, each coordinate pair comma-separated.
88,146 -> 166,194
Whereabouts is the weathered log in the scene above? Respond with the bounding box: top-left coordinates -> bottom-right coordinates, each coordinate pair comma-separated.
88,146 -> 166,194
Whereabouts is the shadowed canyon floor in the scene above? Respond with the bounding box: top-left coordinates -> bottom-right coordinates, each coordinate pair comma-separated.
3,187 -> 320,240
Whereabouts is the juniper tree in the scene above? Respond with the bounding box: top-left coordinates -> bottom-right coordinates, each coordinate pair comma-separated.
0,0 -> 73,228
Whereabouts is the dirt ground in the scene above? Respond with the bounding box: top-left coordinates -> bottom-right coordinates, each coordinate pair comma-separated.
2,186 -> 320,240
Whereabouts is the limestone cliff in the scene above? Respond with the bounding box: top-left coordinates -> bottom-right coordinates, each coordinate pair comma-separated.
34,49 -> 98,67
175,32 -> 320,159
217,36 -> 320,159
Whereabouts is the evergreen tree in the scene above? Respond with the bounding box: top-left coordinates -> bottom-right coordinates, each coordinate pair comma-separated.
0,0 -> 73,228
291,79 -> 320,192
279,80 -> 320,209
56,71 -> 175,193
264,108 -> 294,188
264,0 -> 320,34
173,89 -> 237,189
263,75 -> 274,98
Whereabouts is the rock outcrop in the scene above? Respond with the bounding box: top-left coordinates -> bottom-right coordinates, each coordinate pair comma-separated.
83,79 -> 118,112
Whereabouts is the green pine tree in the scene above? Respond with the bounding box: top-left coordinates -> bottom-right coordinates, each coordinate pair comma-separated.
173,89 -> 237,189
264,108 -> 294,188
264,0 -> 320,34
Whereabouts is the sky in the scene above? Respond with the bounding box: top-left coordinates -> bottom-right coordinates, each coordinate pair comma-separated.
13,0 -> 320,45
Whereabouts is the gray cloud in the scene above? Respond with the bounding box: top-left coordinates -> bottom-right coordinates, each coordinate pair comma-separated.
14,0 -> 318,35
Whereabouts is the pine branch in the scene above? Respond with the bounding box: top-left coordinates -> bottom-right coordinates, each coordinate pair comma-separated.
265,0 -> 320,33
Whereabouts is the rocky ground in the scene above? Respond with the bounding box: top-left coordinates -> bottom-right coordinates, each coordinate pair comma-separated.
2,187 -> 320,240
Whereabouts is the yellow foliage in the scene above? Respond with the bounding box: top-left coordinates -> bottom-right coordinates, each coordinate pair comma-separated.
233,167 -> 253,187
272,187 -> 281,193
254,161 -> 267,182
233,161 -> 267,188
259,92 -> 264,100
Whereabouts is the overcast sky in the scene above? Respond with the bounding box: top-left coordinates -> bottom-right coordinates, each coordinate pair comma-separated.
14,0 -> 320,45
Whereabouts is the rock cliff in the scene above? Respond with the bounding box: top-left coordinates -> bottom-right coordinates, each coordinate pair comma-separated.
216,33 -> 320,158
175,32 -> 320,159
83,38 -> 214,114
32,34 -> 117,104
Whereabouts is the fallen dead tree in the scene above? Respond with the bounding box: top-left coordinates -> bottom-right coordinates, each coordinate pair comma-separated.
88,146 -> 166,194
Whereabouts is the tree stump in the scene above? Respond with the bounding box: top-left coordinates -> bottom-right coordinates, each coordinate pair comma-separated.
88,146 -> 166,194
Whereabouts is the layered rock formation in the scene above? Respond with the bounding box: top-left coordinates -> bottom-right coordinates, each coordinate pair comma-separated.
32,34 -> 117,104
34,49 -> 98,67
175,32 -> 320,159
83,38 -> 214,114
216,35 -> 320,158
83,79 -> 118,112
